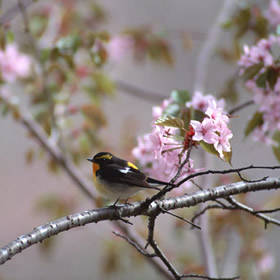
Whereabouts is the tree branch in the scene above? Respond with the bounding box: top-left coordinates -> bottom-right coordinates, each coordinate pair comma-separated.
116,80 -> 167,102
1,177 -> 280,265
228,100 -> 254,115
226,196 -> 280,229
0,0 -> 35,26
112,231 -> 157,257
146,215 -> 181,279
193,0 -> 236,92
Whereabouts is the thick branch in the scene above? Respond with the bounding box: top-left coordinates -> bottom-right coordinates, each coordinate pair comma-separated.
1,177 -> 280,265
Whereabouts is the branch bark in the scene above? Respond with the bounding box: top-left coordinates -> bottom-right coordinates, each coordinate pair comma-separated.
1,177 -> 280,265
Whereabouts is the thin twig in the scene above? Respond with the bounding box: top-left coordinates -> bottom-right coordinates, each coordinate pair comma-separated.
228,100 -> 254,115
191,205 -> 225,223
177,165 -> 280,187
114,221 -> 173,279
226,196 -> 280,229
116,80 -> 167,102
159,207 -> 201,230
237,171 -> 268,183
146,215 -> 181,280
255,207 -> 280,214
112,231 -> 157,257
181,274 -> 239,280
0,0 -> 35,26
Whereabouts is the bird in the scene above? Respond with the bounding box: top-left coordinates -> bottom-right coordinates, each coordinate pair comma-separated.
87,152 -> 173,204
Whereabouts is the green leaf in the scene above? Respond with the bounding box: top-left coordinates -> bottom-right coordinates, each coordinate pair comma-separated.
221,20 -> 232,29
256,71 -> 268,88
180,108 -> 192,131
56,34 -> 80,54
272,131 -> 280,162
6,30 -> 14,43
163,103 -> 180,117
193,110 -> 206,122
254,15 -> 268,38
235,8 -> 251,38
245,111 -> 263,136
223,150 -> 232,166
171,89 -> 190,104
243,63 -> 263,81
1,104 -> 9,116
40,48 -> 51,63
200,141 -> 219,157
277,24 -> 280,35
200,141 -> 232,164
154,115 -> 184,129
267,67 -> 278,90
81,104 -> 107,128
92,72 -> 115,95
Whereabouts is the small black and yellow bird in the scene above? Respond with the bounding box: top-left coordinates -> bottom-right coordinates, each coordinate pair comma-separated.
87,152 -> 173,203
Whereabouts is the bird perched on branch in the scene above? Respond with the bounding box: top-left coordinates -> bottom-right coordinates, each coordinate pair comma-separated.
87,152 -> 174,204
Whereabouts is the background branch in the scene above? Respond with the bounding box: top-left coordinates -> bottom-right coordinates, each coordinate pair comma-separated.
193,0 -> 236,92
116,80 -> 167,102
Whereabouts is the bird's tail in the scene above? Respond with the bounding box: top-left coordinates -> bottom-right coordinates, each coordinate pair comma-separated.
147,177 -> 175,187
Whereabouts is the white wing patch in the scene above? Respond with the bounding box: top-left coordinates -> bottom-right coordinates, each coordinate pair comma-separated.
119,167 -> 131,174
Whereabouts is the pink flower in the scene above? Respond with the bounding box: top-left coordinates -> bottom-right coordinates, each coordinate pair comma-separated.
132,133 -> 154,166
213,127 -> 233,158
205,99 -> 229,128
252,127 -> 276,146
152,98 -> 172,120
257,253 -> 275,274
107,34 -> 133,61
266,0 -> 280,27
186,91 -> 212,112
0,44 -> 31,82
190,118 -> 217,144
149,126 -> 165,159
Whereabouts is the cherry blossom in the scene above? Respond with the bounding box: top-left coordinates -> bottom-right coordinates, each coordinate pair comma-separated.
186,91 -> 212,112
152,98 -> 172,120
107,34 -> 133,61
265,0 -> 280,27
213,127 -> 233,159
190,118 -> 217,144
0,44 -> 32,82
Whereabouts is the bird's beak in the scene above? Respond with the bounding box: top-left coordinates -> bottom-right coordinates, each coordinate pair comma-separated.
87,158 -> 94,162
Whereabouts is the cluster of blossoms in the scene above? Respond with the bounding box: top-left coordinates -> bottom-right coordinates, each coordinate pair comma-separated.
188,92 -> 232,159
132,91 -> 232,193
0,44 -> 32,83
238,35 -> 280,145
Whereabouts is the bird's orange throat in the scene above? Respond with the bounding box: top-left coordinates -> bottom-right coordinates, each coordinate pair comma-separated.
92,163 -> 100,182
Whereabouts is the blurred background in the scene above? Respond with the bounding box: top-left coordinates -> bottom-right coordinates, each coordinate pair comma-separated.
1,0 -> 280,279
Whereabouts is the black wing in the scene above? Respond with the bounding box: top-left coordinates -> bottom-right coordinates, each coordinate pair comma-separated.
98,164 -> 159,190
